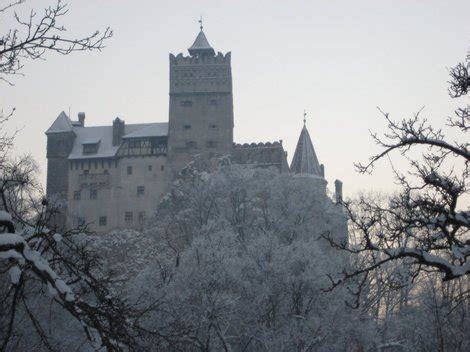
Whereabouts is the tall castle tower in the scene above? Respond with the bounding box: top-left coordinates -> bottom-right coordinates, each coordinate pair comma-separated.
167,22 -> 234,176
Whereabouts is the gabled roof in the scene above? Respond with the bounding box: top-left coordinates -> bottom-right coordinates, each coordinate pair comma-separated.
68,122 -> 168,160
45,111 -> 74,134
290,125 -> 323,177
188,30 -> 215,56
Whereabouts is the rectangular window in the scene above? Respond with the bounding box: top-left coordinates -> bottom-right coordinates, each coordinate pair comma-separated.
125,212 -> 133,223
73,191 -> 81,200
209,99 -> 217,106
186,141 -> 197,149
127,166 -> 132,175
184,124 -> 191,130
138,211 -> 146,223
209,124 -> 217,129
137,186 -> 145,196
207,141 -> 217,148
99,216 -> 107,226
180,100 -> 193,107
90,189 -> 98,200
148,165 -> 152,171
104,169 -> 109,174
77,217 -> 85,227
160,165 -> 165,171
83,169 -> 89,175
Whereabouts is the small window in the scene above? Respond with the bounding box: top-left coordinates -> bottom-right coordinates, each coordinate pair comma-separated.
180,100 -> 193,107
83,143 -> 98,154
148,165 -> 152,171
186,141 -> 197,149
137,186 -> 145,196
160,165 -> 165,171
83,169 -> 89,175
209,99 -> 217,106
184,124 -> 192,130
77,217 -> 85,227
128,140 -> 141,148
207,141 -> 217,148
138,211 -> 146,223
90,189 -> 98,200
127,166 -> 133,175
125,212 -> 133,223
209,124 -> 217,129
99,216 -> 107,226
73,191 -> 81,200
104,169 -> 109,175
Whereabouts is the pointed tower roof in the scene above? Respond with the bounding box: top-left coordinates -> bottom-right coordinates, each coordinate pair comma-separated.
45,111 -> 74,134
290,118 -> 323,177
188,18 -> 215,57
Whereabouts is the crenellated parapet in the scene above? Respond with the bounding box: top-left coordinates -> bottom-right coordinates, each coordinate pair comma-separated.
169,51 -> 231,66
169,52 -> 232,94
233,141 -> 289,172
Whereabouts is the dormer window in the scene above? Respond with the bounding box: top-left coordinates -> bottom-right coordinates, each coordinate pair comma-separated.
180,100 -> 193,107
82,139 -> 100,155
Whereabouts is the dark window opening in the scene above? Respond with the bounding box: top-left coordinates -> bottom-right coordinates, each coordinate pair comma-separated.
180,100 -> 193,107
207,141 -> 217,148
138,211 -> 146,223
73,191 -> 81,200
127,166 -> 133,175
125,212 -> 133,222
160,165 -> 165,171
148,165 -> 152,171
184,124 -> 192,130
186,141 -> 197,149
90,189 -> 98,200
137,186 -> 145,196
99,216 -> 107,226
83,169 -> 89,175
209,99 -> 217,106
209,124 -> 217,129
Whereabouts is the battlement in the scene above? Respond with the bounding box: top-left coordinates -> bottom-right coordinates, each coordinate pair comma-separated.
234,141 -> 283,149
169,52 -> 231,66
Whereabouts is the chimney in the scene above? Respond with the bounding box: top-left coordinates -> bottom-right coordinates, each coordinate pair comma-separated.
334,179 -> 343,204
320,164 -> 325,178
78,112 -> 85,127
112,117 -> 125,146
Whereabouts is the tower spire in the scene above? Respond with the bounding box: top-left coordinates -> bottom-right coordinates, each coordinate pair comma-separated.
188,17 -> 215,57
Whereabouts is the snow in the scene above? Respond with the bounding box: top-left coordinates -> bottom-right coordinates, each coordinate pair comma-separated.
0,233 -> 24,246
53,233 -> 63,242
8,266 -> 21,284
0,210 -> 12,221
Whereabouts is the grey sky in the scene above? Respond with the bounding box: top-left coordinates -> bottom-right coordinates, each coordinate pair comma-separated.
3,0 -> 469,199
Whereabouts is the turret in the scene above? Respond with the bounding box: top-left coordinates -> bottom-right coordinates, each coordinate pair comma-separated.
45,111 -> 76,229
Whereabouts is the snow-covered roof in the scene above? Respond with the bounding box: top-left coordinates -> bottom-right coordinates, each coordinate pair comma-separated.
45,111 -> 74,134
188,30 -> 215,56
82,138 -> 101,145
290,125 -> 323,177
122,123 -> 168,139
68,122 -> 168,160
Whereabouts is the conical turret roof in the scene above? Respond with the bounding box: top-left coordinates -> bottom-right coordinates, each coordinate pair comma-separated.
188,30 -> 215,56
290,124 -> 323,177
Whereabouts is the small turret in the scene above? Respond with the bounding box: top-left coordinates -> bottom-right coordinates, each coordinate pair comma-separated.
112,117 -> 125,146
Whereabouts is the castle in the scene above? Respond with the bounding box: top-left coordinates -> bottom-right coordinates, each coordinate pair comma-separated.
45,25 -> 343,233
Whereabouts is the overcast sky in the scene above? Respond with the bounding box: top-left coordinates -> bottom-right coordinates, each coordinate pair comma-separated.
2,0 -> 469,199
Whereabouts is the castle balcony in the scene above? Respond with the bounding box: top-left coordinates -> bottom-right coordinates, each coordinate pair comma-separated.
79,173 -> 111,189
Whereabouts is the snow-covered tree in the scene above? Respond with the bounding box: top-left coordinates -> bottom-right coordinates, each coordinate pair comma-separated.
121,163 -> 376,351
325,58 -> 469,288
